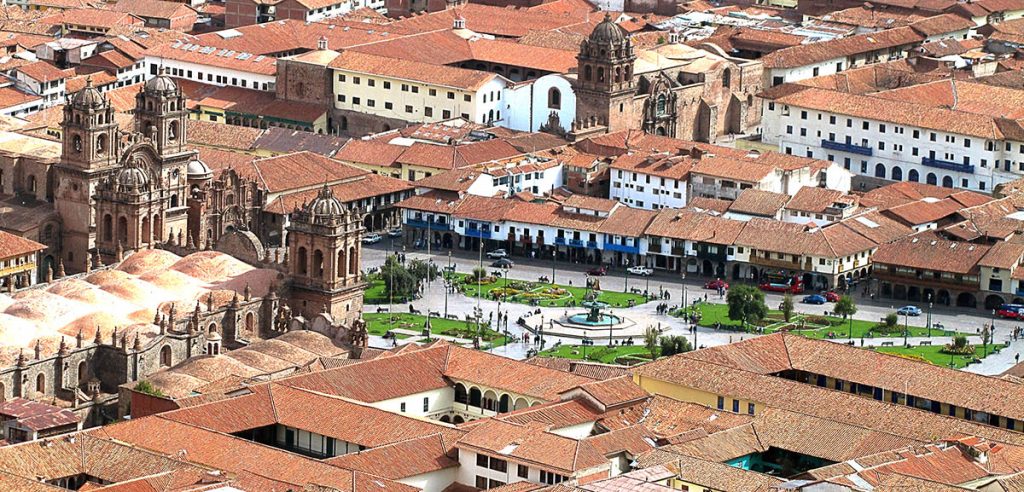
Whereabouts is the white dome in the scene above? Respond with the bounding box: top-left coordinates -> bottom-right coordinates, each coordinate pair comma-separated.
187,158 -> 212,178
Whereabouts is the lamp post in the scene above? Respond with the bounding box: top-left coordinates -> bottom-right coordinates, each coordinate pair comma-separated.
551,249 -> 556,285
624,259 -> 630,294
926,293 -> 933,338
444,250 -> 452,319
903,311 -> 909,347
582,334 -> 592,360
681,272 -> 687,317
608,307 -> 614,346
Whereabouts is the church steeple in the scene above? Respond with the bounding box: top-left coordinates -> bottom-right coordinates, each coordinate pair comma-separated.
574,14 -> 637,135
135,67 -> 188,157
61,77 -> 119,171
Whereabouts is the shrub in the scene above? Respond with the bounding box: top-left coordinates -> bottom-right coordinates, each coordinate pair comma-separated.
942,335 -> 974,355
135,380 -> 164,398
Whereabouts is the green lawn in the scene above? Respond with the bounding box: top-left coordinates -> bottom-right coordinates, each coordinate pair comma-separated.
453,274 -> 647,308
363,276 -> 416,304
678,302 -> 954,338
876,343 -> 1008,369
537,344 -> 654,365
362,313 -> 509,348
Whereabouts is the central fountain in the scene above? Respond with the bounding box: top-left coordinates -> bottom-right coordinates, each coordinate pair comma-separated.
568,303 -> 622,326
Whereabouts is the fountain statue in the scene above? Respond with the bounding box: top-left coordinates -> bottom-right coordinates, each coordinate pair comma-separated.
586,303 -> 602,323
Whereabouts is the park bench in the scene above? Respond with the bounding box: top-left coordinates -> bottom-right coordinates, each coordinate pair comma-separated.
881,341 -> 894,346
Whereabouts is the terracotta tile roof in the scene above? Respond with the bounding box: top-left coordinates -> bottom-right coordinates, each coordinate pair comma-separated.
326,433 -> 460,479
0,86 -> 41,111
186,119 -> 263,151
110,0 -> 196,20
908,13 -> 976,36
444,344 -> 594,400
457,419 -> 632,474
609,151 -> 695,181
762,26 -> 924,69
634,455 -> 782,492
0,398 -> 78,431
686,197 -> 731,214
524,358 -> 630,380
644,208 -> 746,245
16,60 -> 69,82
0,230 -> 45,258
689,156 -> 777,183
264,173 -> 412,214
785,186 -> 856,215
245,151 -> 368,193
253,126 -> 350,157
876,232 -> 989,273
602,396 -> 753,439
389,3 -> 591,38
979,241 -> 1024,269
329,50 -> 496,91
518,29 -> 586,51
598,205 -> 657,237
39,8 -> 143,29
467,39 -> 578,74
727,189 -> 790,217
335,138 -> 406,168
146,41 -> 277,76
396,140 -> 522,170
396,191 -> 463,214
500,399 -> 603,429
884,197 -> 965,225
860,181 -> 989,210
571,375 -> 649,409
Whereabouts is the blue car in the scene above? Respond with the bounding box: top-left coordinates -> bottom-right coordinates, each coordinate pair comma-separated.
897,306 -> 922,316
802,294 -> 827,305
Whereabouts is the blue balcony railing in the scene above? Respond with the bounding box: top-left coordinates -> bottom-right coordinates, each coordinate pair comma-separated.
568,238 -> 584,247
604,243 -> 639,254
406,218 -> 450,231
465,228 -> 491,239
555,237 -> 567,245
821,139 -> 872,156
586,240 -> 598,248
922,157 -> 974,174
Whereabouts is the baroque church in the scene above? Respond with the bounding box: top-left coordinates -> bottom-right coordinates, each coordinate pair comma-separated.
570,14 -> 763,142
0,74 -> 370,423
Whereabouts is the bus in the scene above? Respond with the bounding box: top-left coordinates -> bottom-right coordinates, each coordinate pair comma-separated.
759,272 -> 803,294
997,304 -> 1024,319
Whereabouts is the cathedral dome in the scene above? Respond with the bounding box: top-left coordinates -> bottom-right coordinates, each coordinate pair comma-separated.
187,158 -> 212,178
144,68 -> 178,94
114,165 -> 150,193
307,184 -> 344,218
589,13 -> 626,44
72,77 -> 105,108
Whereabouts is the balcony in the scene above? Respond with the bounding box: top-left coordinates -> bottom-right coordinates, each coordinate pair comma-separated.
821,139 -> 873,156
465,228 -> 491,239
922,157 -> 974,174
750,255 -> 803,270
605,242 -> 639,254
555,237 -> 567,246
647,243 -> 662,254
586,240 -> 598,248
568,238 -> 584,247
406,218 -> 450,231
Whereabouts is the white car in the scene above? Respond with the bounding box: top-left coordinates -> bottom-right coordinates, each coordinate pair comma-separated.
486,249 -> 508,259
362,233 -> 382,244
627,266 -> 653,276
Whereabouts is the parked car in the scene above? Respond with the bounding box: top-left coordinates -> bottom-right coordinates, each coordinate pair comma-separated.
897,306 -> 922,316
802,294 -> 827,305
362,233 -> 382,244
491,258 -> 514,268
823,291 -> 841,302
627,266 -> 653,276
587,266 -> 607,276
486,249 -> 508,259
387,228 -> 402,237
705,279 -> 729,290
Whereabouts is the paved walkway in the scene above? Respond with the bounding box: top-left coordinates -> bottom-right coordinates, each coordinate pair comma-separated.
362,250 -> 1024,375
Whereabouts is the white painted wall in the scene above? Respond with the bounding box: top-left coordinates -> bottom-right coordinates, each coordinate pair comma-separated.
399,468 -> 459,492
609,168 -> 687,210
143,57 -> 276,91
504,74 -> 575,134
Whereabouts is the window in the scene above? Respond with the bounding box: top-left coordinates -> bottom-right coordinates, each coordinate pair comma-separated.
412,86 -> 419,93
367,78 -> 374,87
352,97 -> 360,105
489,458 -> 507,473
367,99 -> 375,107
747,403 -> 755,415
401,84 -> 409,91
429,88 -> 436,96
548,87 -> 561,109
716,396 -> 724,410
423,397 -> 429,412
879,124 -> 886,133
400,402 -> 406,412
768,102 -> 775,111
448,91 -> 455,99
383,81 -> 391,89
464,94 -> 471,102
424,107 -> 433,117
443,110 -> 451,119
476,477 -> 488,489
518,465 -> 529,479
732,399 -> 739,413
405,105 -> 413,113
786,125 -> 793,135
800,110 -> 807,120
862,121 -> 869,130
385,102 -> 393,110
477,454 -> 488,467
964,138 -> 971,148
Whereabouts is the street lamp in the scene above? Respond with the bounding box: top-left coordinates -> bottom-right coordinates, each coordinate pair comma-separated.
681,272 -> 687,317
551,249 -> 556,285
582,334 -> 592,360
927,293 -> 933,338
608,307 -> 614,346
903,311 -> 909,347
444,250 -> 452,319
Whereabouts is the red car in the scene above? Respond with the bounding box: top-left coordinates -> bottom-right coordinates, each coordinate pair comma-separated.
823,291 -> 841,302
587,266 -> 607,276
705,279 -> 729,290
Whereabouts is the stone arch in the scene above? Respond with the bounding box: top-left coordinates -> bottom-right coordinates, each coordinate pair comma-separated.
548,87 -> 561,109
35,373 -> 45,395
208,322 -> 217,334
874,163 -> 886,178
482,390 -> 498,411
78,361 -> 87,385
313,249 -> 324,278
160,345 -> 172,367
215,230 -> 265,265
245,312 -> 255,332
513,397 -> 529,410
469,386 -> 482,407
117,216 -> 128,244
453,415 -> 465,424
348,246 -> 357,279
298,247 -> 308,275
337,249 -> 346,278
103,214 -> 113,241
942,176 -> 954,188
454,383 -> 468,404
27,175 -> 36,193
153,214 -> 162,241
985,294 -> 1005,310
439,415 -> 451,423
498,394 -> 511,413
908,169 -> 919,182
97,134 -> 107,154
73,134 -> 82,152
0,382 -> 4,401
891,166 -> 902,181
141,216 -> 151,243
169,121 -> 179,140
927,173 -> 937,185
956,292 -> 977,308
597,67 -> 605,82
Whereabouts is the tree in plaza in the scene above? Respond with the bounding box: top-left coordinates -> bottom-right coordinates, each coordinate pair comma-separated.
472,266 -> 488,281
659,335 -> 693,357
833,295 -> 858,338
380,255 -> 418,300
644,325 -> 660,359
407,259 -> 439,283
781,292 -> 795,322
726,285 -> 768,331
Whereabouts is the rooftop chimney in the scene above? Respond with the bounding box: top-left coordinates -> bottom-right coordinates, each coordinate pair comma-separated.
317,36 -> 328,51
453,14 -> 466,29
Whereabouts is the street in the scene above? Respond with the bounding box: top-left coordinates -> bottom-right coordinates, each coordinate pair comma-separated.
362,241 -> 1024,375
